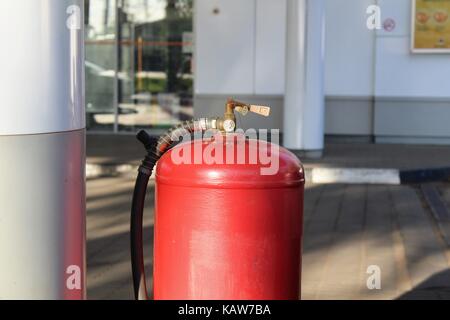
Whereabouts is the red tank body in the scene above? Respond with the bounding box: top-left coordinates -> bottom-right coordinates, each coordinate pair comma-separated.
154,134 -> 304,300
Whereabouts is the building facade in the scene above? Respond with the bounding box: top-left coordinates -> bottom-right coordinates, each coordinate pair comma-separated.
86,0 -> 450,145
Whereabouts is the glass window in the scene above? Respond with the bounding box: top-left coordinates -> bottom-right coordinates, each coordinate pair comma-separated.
84,0 -> 194,133
85,0 -> 117,131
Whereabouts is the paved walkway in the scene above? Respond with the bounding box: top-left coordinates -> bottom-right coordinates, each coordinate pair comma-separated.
86,177 -> 450,300
87,135 -> 450,170
302,182 -> 450,300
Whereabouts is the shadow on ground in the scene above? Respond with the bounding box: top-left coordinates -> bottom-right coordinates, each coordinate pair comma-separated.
86,177 -> 450,300
397,269 -> 450,300
87,176 -> 155,300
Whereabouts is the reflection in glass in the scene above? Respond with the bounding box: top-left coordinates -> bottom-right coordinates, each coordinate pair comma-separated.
117,0 -> 194,132
85,0 -> 117,131
85,0 -> 194,133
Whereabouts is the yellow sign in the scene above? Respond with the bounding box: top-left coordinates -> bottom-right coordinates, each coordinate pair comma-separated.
412,0 -> 450,52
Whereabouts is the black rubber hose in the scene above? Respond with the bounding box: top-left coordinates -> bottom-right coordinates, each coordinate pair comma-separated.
130,120 -> 204,300
130,171 -> 152,300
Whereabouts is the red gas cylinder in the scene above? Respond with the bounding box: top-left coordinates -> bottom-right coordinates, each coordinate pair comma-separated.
154,134 -> 304,300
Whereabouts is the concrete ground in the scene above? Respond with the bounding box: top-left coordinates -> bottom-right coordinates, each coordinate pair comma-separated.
87,134 -> 450,170
86,176 -> 450,300
87,176 -> 153,299
302,182 -> 450,300
86,137 -> 450,299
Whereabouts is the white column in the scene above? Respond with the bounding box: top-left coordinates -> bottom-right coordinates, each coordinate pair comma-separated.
0,0 -> 86,299
0,0 -> 85,135
284,0 -> 326,154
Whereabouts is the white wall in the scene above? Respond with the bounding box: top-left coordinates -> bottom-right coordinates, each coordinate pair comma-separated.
194,0 -> 450,141
374,0 -> 450,143
255,0 -> 287,94
324,0 -> 450,99
195,0 -> 255,94
375,0 -> 450,98
324,0 -> 376,97
195,0 -> 376,98
195,0 -> 450,99
195,0 -> 286,95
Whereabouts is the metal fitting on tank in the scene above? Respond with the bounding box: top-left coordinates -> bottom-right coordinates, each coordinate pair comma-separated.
213,98 -> 272,133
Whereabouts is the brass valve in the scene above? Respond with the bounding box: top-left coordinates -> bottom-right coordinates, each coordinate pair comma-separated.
214,98 -> 271,133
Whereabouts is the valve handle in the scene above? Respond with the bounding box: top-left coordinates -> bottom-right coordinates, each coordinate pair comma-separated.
228,99 -> 271,117
249,105 -> 271,117
214,98 -> 272,132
